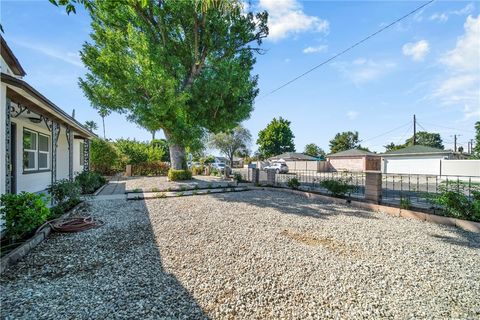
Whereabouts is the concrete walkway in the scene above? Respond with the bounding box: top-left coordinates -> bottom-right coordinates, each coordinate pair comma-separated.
97,177 -> 126,196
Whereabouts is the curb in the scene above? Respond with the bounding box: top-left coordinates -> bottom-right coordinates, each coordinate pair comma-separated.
0,201 -> 87,273
127,187 -> 251,200
260,187 -> 480,233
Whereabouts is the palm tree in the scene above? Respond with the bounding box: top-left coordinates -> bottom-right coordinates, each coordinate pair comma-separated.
98,108 -> 110,139
84,120 -> 98,132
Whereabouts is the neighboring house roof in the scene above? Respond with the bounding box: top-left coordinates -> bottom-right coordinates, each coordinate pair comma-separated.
214,156 -> 229,162
382,145 -> 454,156
327,148 -> 377,158
2,72 -> 95,139
232,157 -> 243,162
269,152 -> 317,161
1,36 -> 26,77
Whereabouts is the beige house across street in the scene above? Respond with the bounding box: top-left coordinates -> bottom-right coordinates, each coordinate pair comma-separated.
326,149 -> 380,172
0,36 -> 95,195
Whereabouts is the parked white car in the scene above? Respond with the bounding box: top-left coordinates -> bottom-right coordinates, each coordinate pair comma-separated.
264,162 -> 289,173
211,162 -> 227,173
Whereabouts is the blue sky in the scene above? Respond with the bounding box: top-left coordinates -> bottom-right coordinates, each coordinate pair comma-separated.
1,0 -> 479,154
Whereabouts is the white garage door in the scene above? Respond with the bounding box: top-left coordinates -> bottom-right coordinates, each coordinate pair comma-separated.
383,157 -> 442,175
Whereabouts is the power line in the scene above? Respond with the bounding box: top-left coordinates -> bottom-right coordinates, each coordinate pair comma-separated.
396,123 -> 413,144
360,122 -> 410,143
419,121 -> 475,134
258,0 -> 436,100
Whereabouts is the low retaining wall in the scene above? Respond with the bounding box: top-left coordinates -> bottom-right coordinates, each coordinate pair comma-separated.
261,187 -> 480,233
0,202 -> 87,273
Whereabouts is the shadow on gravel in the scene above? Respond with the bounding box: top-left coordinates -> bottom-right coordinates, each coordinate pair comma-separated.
429,226 -> 480,249
0,199 -> 208,319
213,189 -> 378,220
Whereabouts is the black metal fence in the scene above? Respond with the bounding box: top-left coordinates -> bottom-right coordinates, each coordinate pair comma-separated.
382,174 -> 480,208
276,170 -> 366,199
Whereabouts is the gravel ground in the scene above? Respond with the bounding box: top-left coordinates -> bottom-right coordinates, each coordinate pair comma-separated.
122,176 -> 232,192
1,190 -> 480,319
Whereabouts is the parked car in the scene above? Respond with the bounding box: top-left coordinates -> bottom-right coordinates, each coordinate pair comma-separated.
211,162 -> 227,173
264,162 -> 289,173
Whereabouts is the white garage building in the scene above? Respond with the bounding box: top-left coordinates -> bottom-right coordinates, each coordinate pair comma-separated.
381,145 -> 471,176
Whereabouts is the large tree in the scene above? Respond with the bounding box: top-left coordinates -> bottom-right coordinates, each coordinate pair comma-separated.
385,131 -> 444,152
84,120 -> 98,132
78,0 -> 268,169
304,143 -> 325,158
329,131 -> 361,154
209,125 -> 251,167
257,117 -> 295,159
473,121 -> 480,159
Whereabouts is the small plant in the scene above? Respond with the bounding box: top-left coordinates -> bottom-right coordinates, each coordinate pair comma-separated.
400,197 -> 411,210
207,190 -> 211,194
177,192 -> 184,196
151,187 -> 160,192
319,179 -> 355,197
132,188 -> 142,193
48,179 -> 81,206
0,192 -> 50,241
210,168 -> 219,176
180,186 -> 187,191
75,171 -> 106,194
157,192 -> 166,198
287,177 -> 301,189
429,185 -> 480,221
233,172 -> 244,182
194,185 -> 199,190
192,190 -> 198,195
168,169 -> 193,181
207,183 -> 213,188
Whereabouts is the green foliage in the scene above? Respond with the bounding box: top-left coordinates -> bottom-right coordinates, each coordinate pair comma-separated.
191,165 -> 205,176
430,185 -> 480,221
233,172 -> 244,182
400,197 -> 411,210
320,179 -> 355,197
385,131 -> 445,152
473,121 -> 480,159
132,161 -> 170,176
84,120 -> 98,132
0,192 -> 50,241
329,131 -> 361,154
79,1 -> 268,169
90,138 -> 119,174
48,179 -> 81,206
200,155 -> 216,165
257,117 -> 295,159
304,143 -> 325,158
287,177 -> 301,189
209,126 -> 252,166
151,139 -> 170,162
210,168 -> 220,176
75,171 -> 106,194
168,169 -> 193,181
116,139 -> 164,167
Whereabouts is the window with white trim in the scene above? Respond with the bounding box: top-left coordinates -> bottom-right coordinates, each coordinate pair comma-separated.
23,128 -> 50,172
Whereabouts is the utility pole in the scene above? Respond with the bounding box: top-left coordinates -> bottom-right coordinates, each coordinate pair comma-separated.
413,114 -> 416,145
454,135 -> 457,152
470,139 -> 474,154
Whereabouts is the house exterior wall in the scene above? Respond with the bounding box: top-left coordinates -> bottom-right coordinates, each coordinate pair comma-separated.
57,126 -> 69,180
328,157 -> 365,172
73,138 -> 85,174
382,155 -> 444,175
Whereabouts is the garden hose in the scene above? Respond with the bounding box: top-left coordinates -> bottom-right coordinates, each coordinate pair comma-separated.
37,216 -> 104,234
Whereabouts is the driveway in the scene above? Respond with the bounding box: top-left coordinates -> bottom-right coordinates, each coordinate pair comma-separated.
1,190 -> 479,319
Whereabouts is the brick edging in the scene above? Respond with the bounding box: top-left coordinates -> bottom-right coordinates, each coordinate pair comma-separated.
0,201 -> 87,273
259,187 -> 480,233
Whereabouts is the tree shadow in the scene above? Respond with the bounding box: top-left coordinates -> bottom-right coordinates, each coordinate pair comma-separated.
211,189 -> 378,220
429,225 -> 480,249
0,199 -> 208,319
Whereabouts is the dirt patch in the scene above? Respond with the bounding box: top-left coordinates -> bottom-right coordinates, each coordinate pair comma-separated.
280,229 -> 358,256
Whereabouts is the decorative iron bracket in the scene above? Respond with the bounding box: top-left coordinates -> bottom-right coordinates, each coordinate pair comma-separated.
10,103 -> 28,118
41,115 -> 53,131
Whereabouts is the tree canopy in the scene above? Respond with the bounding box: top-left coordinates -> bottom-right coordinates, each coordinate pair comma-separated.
329,131 -> 361,154
209,125 -> 251,166
304,143 -> 325,158
473,121 -> 480,159
84,120 -> 98,132
384,131 -> 444,152
257,117 -> 295,159
78,0 -> 268,169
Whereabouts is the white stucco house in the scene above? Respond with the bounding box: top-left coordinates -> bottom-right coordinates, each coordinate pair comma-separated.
1,36 -> 95,195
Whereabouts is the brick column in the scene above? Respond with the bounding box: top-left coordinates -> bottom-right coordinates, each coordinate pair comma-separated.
365,171 -> 382,203
266,169 -> 276,185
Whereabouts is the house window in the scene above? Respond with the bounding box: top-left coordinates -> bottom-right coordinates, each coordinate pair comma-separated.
23,128 -> 50,172
79,141 -> 85,166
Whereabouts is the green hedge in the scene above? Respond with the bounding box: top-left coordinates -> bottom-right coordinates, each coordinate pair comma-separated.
0,192 -> 50,241
132,161 -> 170,176
168,169 -> 192,181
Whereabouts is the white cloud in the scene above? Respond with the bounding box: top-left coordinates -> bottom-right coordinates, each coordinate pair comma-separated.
302,45 -> 328,54
432,15 -> 480,119
346,111 -> 359,120
258,0 -> 329,41
13,39 -> 83,67
333,58 -> 396,85
430,3 -> 474,22
402,40 -> 430,61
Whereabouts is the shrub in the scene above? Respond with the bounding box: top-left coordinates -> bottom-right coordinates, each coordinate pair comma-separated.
430,185 -> 480,221
115,138 -> 164,167
0,192 -> 50,241
90,138 -> 119,175
210,168 -> 219,176
287,177 -> 300,189
400,197 -> 411,210
233,172 -> 243,182
132,161 -> 169,176
75,171 -> 106,194
191,165 -> 205,176
168,169 -> 192,181
48,179 -> 81,214
319,179 -> 355,197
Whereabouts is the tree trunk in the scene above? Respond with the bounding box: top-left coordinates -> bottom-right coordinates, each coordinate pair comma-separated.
102,116 -> 106,139
164,131 -> 186,170
151,130 -> 156,141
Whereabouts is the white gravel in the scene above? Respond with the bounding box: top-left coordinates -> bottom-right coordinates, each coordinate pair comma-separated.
1,190 -> 479,319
